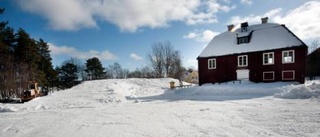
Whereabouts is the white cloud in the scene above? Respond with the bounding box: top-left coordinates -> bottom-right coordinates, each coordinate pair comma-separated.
48,43 -> 117,61
183,32 -> 198,39
130,53 -> 143,61
16,0 -> 97,31
241,0 -> 253,5
273,1 -> 320,40
186,0 -> 236,25
227,1 -> 320,41
228,8 -> 282,29
15,0 -> 235,32
184,30 -> 219,42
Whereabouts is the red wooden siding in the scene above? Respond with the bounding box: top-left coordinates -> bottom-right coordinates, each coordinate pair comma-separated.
198,46 -> 307,85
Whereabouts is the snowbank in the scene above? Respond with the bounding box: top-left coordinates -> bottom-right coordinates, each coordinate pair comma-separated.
0,106 -> 17,113
172,80 -> 320,100
175,81 -> 285,96
275,80 -> 320,99
1,78 -> 320,137
166,80 -> 289,101
5,78 -> 180,111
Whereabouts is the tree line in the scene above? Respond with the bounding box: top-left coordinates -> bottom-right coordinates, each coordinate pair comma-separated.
0,8 -> 185,100
55,41 -> 185,89
0,8 -> 56,100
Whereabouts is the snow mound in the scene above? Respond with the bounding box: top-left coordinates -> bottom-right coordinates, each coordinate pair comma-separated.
275,81 -> 320,99
0,106 -> 17,112
12,78 -> 180,111
175,80 -> 286,96
149,80 -> 294,101
69,78 -> 179,104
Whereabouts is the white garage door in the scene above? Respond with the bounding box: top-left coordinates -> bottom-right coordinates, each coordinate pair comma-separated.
236,69 -> 249,80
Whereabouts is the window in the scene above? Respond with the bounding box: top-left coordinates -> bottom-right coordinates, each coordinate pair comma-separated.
282,50 -> 294,63
240,22 -> 248,32
282,70 -> 295,80
208,59 -> 216,69
238,37 -> 249,44
263,52 -> 274,65
241,27 -> 247,32
238,55 -> 248,67
263,71 -> 274,81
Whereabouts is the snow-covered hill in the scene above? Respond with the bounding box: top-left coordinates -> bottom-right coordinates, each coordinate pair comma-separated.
1,78 -> 320,137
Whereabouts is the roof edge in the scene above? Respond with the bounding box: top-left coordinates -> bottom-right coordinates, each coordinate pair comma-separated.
281,24 -> 308,47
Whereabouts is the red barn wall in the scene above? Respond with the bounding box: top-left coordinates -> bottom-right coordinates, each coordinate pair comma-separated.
198,46 -> 307,85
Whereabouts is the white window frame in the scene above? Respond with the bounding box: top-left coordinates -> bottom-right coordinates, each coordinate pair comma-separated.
282,50 -> 295,64
263,52 -> 274,65
208,59 -> 216,69
238,55 -> 248,67
238,37 -> 249,44
282,70 -> 295,80
263,71 -> 275,81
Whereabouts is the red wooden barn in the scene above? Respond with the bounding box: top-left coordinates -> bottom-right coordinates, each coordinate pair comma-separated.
197,17 -> 308,85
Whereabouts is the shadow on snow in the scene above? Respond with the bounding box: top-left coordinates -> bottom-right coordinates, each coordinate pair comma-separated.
136,85 -> 282,102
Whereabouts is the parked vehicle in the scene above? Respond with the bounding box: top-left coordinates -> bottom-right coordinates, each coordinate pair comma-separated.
20,82 -> 43,102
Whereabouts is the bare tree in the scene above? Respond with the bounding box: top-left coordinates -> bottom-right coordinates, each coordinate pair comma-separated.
163,41 -> 174,77
148,42 -> 165,78
0,55 -> 15,99
309,40 -> 319,54
147,41 -> 184,79
141,66 -> 154,78
170,51 -> 185,85
127,66 -> 155,78
0,55 -> 31,100
16,62 -> 30,97
121,69 -> 130,79
107,62 -> 123,79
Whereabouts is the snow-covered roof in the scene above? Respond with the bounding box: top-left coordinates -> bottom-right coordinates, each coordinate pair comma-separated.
198,23 -> 304,58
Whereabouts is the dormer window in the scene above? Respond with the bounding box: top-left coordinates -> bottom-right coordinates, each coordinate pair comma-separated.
238,37 -> 249,44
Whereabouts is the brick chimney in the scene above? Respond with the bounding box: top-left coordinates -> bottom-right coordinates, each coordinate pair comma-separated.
261,17 -> 268,24
227,24 -> 234,31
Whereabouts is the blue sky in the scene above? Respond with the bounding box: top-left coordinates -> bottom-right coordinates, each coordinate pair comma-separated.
1,0 -> 319,70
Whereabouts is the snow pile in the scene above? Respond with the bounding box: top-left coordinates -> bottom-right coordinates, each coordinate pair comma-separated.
0,106 -> 17,112
1,78 -> 320,137
275,80 -> 320,99
69,78 -> 179,104
171,80 -> 287,100
173,80 -> 320,100
13,78 -> 180,111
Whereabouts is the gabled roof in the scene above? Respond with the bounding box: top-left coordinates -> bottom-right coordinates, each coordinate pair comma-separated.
198,23 -> 305,58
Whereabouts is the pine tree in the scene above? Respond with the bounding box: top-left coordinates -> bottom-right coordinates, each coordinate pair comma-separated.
36,39 -> 57,90
85,57 -> 106,80
0,8 -> 18,100
0,8 -> 57,100
57,61 -> 78,89
15,28 -> 41,82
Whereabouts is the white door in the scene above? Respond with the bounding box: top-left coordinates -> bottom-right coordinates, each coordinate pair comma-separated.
236,69 -> 249,80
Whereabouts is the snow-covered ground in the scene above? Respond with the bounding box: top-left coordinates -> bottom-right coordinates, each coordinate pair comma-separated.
1,78 -> 320,137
